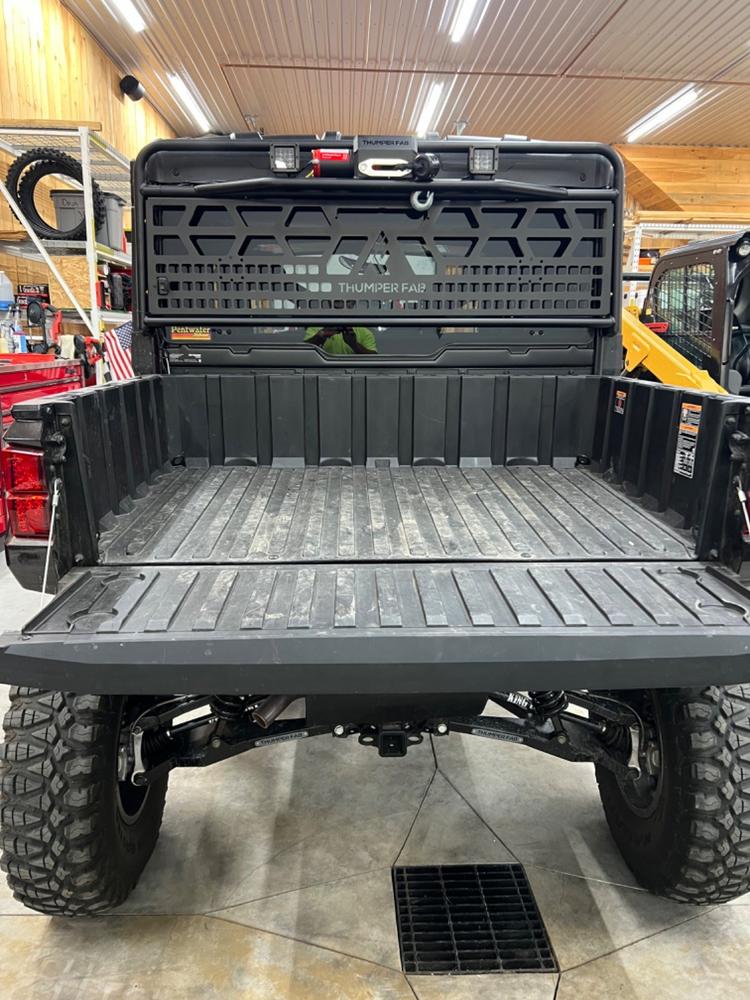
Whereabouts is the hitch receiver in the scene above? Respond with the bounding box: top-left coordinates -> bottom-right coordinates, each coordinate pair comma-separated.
354,723 -> 423,757
378,725 -> 408,757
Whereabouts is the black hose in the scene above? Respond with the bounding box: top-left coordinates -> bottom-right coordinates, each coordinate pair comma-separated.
5,147 -> 106,240
252,695 -> 297,729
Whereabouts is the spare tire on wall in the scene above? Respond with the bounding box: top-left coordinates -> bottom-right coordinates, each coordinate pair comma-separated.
5,147 -> 106,240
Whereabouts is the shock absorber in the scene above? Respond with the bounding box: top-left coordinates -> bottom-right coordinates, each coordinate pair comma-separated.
209,696 -> 249,720
529,690 -> 568,718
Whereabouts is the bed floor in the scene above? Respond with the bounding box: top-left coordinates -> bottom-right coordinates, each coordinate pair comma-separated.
98,465 -> 692,565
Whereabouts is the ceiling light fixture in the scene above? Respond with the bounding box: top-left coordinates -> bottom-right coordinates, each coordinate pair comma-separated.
450,0 -> 482,42
415,82 -> 445,137
626,86 -> 699,143
168,73 -> 211,133
108,0 -> 146,33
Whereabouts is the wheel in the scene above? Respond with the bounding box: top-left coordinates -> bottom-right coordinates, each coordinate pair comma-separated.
0,688 -> 168,915
596,686 -> 750,903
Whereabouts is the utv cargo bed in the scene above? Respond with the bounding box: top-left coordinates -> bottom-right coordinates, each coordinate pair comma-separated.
3,370 -> 750,694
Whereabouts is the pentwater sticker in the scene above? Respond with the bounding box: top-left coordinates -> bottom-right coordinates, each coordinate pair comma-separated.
673,402 -> 702,478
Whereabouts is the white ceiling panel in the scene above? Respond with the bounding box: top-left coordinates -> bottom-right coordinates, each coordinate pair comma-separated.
61,0 -> 750,145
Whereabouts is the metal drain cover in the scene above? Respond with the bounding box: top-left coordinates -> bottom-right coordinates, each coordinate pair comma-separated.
392,864 -> 557,975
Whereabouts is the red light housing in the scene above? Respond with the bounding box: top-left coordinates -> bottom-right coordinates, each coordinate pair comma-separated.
7,494 -> 50,537
2,445 -> 49,538
2,449 -> 45,492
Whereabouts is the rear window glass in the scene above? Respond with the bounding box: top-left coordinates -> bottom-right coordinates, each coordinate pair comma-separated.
168,323 -> 588,358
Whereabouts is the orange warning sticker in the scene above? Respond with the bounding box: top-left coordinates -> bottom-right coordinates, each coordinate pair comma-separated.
674,402 -> 702,478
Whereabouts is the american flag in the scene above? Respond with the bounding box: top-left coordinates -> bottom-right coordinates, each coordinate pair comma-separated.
104,320 -> 134,381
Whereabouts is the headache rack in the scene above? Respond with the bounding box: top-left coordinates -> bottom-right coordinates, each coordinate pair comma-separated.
132,138 -> 623,342
142,195 -> 614,322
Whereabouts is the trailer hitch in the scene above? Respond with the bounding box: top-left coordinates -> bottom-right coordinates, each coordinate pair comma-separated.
331,721 -> 426,757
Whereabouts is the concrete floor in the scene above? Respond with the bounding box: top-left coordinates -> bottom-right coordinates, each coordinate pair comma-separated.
0,562 -> 749,998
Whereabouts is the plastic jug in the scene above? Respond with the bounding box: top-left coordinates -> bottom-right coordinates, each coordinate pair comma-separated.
0,271 -> 13,310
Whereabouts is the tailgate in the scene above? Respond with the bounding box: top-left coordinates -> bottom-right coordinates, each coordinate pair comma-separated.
3,561 -> 750,694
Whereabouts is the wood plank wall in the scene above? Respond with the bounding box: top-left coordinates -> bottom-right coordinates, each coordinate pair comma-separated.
616,144 -> 750,220
0,0 -> 175,287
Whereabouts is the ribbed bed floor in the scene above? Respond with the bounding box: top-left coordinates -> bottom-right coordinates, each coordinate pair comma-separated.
98,465 -> 692,565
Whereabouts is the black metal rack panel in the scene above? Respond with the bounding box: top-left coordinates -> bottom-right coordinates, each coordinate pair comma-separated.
145,197 -> 613,321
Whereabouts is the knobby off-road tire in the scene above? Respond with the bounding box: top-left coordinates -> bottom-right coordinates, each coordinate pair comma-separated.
5,147 -> 106,240
0,688 -> 168,915
596,686 -> 750,903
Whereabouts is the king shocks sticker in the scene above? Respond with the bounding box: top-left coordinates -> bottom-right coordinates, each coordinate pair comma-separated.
673,402 -> 702,479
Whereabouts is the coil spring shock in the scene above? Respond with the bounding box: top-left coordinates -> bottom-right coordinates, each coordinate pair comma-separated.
529,690 -> 568,718
210,695 -> 248,720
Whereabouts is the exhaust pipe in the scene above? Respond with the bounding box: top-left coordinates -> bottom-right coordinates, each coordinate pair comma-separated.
252,695 -> 297,729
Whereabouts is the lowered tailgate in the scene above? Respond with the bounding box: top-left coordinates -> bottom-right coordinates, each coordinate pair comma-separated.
2,560 -> 750,694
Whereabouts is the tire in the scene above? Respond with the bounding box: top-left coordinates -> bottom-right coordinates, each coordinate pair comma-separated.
5,147 -> 106,240
0,688 -> 168,915
596,686 -> 750,903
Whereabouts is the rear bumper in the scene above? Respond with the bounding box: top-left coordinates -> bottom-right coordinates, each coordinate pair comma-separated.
1,626 -> 750,694
3,561 -> 750,695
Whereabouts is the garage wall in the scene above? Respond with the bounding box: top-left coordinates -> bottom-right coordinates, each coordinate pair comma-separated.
0,0 -> 175,284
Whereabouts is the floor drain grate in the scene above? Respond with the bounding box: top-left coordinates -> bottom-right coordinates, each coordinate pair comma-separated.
392,864 -> 558,975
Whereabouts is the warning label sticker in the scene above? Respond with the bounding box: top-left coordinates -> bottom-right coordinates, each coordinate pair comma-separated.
170,326 -> 212,341
673,402 -> 702,478
614,389 -> 627,415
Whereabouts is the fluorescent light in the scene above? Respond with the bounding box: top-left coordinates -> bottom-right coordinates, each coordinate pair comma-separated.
450,0 -> 481,42
415,82 -> 445,137
626,86 -> 699,143
109,0 -> 146,33
168,73 -> 211,133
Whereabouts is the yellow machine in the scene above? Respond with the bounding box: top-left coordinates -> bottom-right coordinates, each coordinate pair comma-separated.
621,304 -> 727,395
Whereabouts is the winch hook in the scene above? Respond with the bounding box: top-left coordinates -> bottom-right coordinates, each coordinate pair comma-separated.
410,189 -> 434,213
